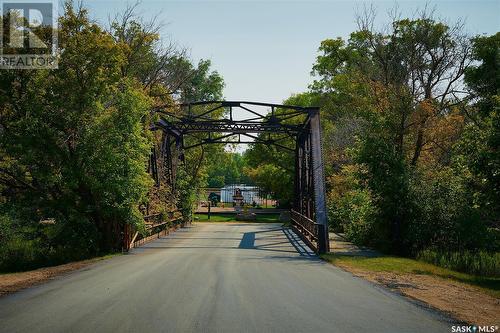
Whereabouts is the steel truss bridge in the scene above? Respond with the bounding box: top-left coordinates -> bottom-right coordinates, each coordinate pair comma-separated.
136,101 -> 329,253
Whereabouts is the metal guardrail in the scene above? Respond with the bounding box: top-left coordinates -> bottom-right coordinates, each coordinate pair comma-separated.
129,212 -> 183,249
290,209 -> 326,253
132,226 -> 177,248
144,212 -> 182,230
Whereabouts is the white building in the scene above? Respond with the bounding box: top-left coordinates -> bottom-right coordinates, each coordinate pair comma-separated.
220,184 -> 262,205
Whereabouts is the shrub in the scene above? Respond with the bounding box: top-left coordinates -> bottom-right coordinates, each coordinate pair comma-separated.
0,238 -> 41,272
417,249 -> 500,277
330,189 -> 378,246
0,211 -> 101,272
407,168 -> 495,255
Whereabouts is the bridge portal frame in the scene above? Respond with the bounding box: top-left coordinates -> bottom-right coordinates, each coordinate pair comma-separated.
151,101 -> 329,253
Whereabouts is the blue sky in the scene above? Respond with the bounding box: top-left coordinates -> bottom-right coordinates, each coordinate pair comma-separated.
85,0 -> 500,104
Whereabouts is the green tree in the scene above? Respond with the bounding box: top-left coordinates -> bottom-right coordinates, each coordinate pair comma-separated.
205,151 -> 251,188
310,9 -> 478,255
0,4 -> 153,268
455,33 -> 500,227
0,2 -> 227,270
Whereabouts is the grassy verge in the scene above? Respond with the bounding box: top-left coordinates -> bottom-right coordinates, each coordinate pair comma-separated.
194,213 -> 280,223
417,249 -> 499,277
322,254 -> 500,298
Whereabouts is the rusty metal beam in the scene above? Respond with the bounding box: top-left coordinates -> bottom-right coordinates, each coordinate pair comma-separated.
156,119 -> 302,135
309,108 -> 329,253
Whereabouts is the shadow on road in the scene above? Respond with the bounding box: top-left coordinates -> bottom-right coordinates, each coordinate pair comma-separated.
239,232 -> 256,249
131,224 -> 320,263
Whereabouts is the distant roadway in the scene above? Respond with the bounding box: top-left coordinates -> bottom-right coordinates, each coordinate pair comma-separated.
0,223 -> 450,333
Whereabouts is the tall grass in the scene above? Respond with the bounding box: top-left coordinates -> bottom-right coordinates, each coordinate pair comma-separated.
417,249 -> 500,277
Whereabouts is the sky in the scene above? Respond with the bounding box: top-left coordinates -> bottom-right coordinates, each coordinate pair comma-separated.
84,0 -> 499,105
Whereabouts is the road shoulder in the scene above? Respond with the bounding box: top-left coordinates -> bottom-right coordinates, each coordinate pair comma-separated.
0,254 -> 118,297
326,233 -> 499,326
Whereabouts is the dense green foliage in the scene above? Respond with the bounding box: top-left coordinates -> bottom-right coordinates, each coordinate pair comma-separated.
205,151 -> 252,188
245,12 -> 499,276
0,3 -> 224,271
0,6 -> 153,270
417,249 -> 500,278
321,23 -> 499,275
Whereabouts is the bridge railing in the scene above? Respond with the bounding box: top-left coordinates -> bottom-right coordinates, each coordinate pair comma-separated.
124,212 -> 183,250
290,209 -> 326,253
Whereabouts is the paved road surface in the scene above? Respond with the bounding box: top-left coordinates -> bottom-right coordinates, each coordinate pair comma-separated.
0,223 -> 450,333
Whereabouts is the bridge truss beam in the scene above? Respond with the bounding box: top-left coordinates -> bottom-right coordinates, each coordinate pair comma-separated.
150,101 -> 329,253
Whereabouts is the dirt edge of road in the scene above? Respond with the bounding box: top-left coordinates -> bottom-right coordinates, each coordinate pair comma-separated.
0,224 -> 194,296
0,255 -> 119,297
328,261 -> 500,326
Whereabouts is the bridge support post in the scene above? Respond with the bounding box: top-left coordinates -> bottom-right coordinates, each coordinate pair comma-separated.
309,108 -> 329,253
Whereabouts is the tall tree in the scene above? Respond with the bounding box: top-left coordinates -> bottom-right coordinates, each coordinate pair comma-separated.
309,9 -> 477,253
456,32 -> 500,227
0,3 -> 153,258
